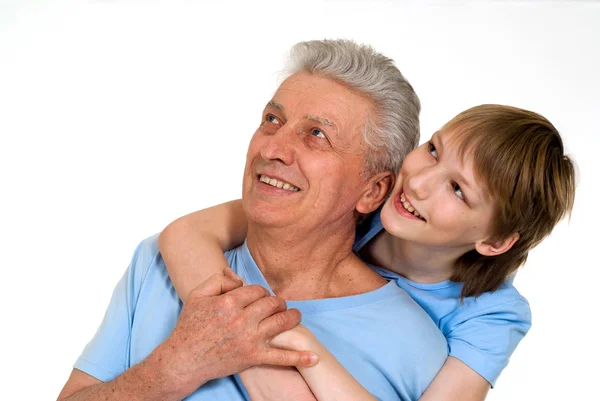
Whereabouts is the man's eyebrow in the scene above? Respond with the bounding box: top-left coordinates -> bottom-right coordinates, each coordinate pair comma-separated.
267,100 -> 284,111
304,115 -> 338,133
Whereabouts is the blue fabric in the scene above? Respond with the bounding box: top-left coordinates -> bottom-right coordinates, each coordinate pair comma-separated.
353,208 -> 532,386
75,234 -> 448,400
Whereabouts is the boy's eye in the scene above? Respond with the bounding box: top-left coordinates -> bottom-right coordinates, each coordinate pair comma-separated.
428,142 -> 438,158
311,128 -> 326,138
265,114 -> 281,125
452,182 -> 465,201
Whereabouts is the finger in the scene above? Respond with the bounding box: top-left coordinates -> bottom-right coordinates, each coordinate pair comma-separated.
226,284 -> 270,308
222,266 -> 246,285
243,295 -> 287,325
258,308 -> 302,340
261,349 -> 319,368
192,273 -> 243,298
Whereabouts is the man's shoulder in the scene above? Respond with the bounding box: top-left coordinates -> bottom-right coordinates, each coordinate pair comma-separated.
126,233 -> 169,291
136,233 -> 161,261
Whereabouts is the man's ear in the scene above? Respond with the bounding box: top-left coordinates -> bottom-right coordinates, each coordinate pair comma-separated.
475,233 -> 520,257
356,171 -> 395,215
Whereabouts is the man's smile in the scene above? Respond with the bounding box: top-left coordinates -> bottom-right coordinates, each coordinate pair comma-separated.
258,174 -> 300,192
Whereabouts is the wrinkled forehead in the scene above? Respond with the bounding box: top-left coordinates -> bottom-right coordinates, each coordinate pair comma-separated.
273,72 -> 374,143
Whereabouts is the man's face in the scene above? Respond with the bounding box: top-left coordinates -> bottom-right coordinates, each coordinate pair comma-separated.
242,72 -> 375,232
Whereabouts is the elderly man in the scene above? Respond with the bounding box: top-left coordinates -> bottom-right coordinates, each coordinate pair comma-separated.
58,40 -> 447,400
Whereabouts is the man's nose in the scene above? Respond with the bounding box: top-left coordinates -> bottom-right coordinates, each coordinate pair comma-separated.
405,167 -> 438,200
260,125 -> 296,166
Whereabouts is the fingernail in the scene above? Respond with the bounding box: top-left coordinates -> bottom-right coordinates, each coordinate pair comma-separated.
309,353 -> 319,365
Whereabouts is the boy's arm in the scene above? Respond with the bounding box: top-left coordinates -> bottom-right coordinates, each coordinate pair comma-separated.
271,325 -> 378,401
272,327 -> 490,401
158,199 -> 248,301
418,357 -> 489,401
239,367 -> 317,401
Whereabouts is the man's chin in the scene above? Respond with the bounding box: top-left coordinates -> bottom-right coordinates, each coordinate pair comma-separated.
243,198 -> 296,228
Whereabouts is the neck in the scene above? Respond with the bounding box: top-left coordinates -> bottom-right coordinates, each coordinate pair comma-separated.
246,218 -> 385,300
366,232 -> 467,283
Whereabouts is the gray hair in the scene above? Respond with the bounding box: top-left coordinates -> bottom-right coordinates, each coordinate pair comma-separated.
283,39 -> 420,175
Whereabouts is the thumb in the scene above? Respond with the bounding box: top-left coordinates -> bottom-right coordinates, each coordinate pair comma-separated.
223,266 -> 246,285
193,272 -> 243,297
263,349 -> 319,368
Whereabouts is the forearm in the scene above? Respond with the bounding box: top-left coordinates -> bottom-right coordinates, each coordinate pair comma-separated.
297,343 -> 376,401
239,366 -> 316,401
59,350 -> 188,401
417,357 -> 489,401
271,326 -> 375,401
161,230 -> 232,301
159,200 -> 247,302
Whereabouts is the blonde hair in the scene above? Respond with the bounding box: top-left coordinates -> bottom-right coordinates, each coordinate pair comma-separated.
444,105 -> 576,298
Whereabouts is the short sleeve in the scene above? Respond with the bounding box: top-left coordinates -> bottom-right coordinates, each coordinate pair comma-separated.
446,299 -> 532,386
73,235 -> 157,382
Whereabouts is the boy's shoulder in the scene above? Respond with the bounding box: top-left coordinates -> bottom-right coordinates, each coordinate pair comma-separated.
374,268 -> 531,385
372,266 -> 530,324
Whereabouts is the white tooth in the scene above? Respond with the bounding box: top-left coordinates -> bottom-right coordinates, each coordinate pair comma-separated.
407,206 -> 415,212
283,183 -> 291,190
400,193 -> 406,202
403,201 -> 411,210
268,178 -> 277,186
414,210 -> 420,217
276,181 -> 284,188
260,175 -> 267,183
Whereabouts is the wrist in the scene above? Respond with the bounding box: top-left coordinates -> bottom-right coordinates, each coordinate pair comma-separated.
145,341 -> 207,400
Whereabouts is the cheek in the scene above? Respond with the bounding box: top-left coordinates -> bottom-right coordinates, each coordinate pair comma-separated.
400,151 -> 427,176
246,130 -> 266,156
311,159 -> 360,201
432,200 -> 470,232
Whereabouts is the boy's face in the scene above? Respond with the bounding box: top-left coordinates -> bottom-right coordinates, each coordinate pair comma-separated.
380,128 -> 500,255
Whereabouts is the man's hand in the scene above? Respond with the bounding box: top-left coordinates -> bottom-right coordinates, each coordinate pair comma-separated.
154,268 -> 318,397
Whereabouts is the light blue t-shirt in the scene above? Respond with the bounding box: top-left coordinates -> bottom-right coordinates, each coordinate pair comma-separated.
75,234 -> 448,400
354,208 -> 532,386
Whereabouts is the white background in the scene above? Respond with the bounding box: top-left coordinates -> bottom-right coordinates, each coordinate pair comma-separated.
1,1 -> 598,399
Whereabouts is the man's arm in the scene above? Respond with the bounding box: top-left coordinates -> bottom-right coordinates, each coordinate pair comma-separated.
57,357 -> 179,401
58,268 -> 317,400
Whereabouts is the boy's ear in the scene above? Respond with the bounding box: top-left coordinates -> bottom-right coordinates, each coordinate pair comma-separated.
475,233 -> 520,257
356,171 -> 395,215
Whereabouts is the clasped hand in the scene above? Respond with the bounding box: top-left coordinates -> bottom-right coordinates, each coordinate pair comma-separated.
155,268 -> 318,397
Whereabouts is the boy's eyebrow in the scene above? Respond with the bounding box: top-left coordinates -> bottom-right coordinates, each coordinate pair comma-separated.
432,132 -> 443,152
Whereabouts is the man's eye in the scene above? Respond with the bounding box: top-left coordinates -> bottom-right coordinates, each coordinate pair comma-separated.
266,115 -> 281,125
311,128 -> 326,138
452,182 -> 465,201
428,142 -> 438,159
